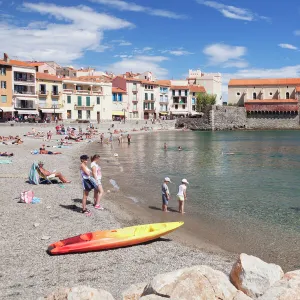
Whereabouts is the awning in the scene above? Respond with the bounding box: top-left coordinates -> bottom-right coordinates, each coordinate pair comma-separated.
0,107 -> 15,112
112,110 -> 125,116
40,108 -> 64,113
16,110 -> 39,115
159,112 -> 168,115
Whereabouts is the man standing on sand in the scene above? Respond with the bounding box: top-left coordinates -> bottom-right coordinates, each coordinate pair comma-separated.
162,177 -> 171,212
127,134 -> 131,144
177,178 -> 189,214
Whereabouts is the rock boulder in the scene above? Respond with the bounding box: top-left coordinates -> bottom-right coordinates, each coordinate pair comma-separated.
230,253 -> 284,298
40,286 -> 115,300
122,282 -> 147,300
258,270 -> 300,300
141,265 -> 239,300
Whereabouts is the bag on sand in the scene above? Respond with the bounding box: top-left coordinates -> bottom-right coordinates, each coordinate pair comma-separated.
20,190 -> 34,203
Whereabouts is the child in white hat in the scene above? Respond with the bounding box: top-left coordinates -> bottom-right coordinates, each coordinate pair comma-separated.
177,179 -> 189,214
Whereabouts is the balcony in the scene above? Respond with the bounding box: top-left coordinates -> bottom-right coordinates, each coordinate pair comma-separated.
14,89 -> 36,97
14,73 -> 35,85
51,91 -> 61,98
15,100 -> 37,110
159,100 -> 168,104
38,90 -> 49,96
144,99 -> 155,103
63,89 -> 74,94
74,104 -> 94,111
76,89 -> 90,95
132,99 -> 138,103
92,90 -> 102,95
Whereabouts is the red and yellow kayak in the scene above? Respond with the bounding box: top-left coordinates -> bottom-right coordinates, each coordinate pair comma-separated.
48,222 -> 184,255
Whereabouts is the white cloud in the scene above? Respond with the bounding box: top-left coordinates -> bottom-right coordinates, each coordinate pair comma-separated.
91,0 -> 187,19
104,55 -> 169,78
114,54 -> 133,58
203,43 -> 247,68
132,47 -> 153,54
278,43 -> 298,50
161,49 -> 193,56
111,39 -> 132,46
0,2 -> 133,63
197,0 -> 269,22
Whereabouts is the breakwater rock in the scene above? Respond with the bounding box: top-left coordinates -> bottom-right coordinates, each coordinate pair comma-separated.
40,254 -> 300,300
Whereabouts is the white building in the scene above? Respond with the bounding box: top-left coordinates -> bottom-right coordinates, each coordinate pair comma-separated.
187,69 -> 222,105
62,79 -> 112,122
12,65 -> 39,117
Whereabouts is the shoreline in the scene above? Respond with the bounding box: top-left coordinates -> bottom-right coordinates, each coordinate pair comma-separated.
0,125 -> 234,300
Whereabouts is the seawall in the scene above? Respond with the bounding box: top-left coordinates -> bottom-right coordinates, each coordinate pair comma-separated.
176,106 -> 300,130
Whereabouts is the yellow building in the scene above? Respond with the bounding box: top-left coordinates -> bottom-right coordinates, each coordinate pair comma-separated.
36,73 -> 64,121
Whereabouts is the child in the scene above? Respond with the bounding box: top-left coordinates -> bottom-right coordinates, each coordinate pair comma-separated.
80,155 -> 98,216
162,177 -> 171,212
91,154 -> 104,210
177,179 -> 189,214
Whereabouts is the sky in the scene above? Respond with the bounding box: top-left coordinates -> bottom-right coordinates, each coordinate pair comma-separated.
1,0 -> 300,98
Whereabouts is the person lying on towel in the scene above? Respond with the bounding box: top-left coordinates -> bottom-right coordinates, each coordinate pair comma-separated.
0,152 -> 14,157
39,145 -> 62,155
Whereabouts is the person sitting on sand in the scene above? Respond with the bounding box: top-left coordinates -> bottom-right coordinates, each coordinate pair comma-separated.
38,161 -> 71,183
0,152 -> 14,157
39,145 -> 62,155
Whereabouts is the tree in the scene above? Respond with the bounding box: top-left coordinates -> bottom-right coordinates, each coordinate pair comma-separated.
196,93 -> 217,113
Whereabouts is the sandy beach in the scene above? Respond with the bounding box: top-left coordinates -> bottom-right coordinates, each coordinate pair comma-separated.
0,123 -> 235,300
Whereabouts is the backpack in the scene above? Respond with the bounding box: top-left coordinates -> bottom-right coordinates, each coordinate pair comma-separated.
20,190 -> 34,203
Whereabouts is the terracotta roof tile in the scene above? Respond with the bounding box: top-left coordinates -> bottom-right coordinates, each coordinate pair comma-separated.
0,59 -> 35,68
189,85 -> 206,93
112,87 -> 126,93
229,78 -> 300,86
141,80 -> 159,86
156,80 -> 171,87
36,72 -> 63,81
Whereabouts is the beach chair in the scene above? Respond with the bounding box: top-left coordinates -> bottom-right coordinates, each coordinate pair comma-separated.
36,167 -> 56,184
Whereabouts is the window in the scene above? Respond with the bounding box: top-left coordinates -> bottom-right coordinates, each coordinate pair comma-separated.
67,95 -> 71,104
117,94 -> 122,102
185,90 -> 188,96
192,105 -> 196,111
193,92 -> 195,96
151,93 -> 154,100
253,92 -> 257,100
172,90 -> 175,96
112,93 -> 117,102
175,104 -> 178,109
286,92 -> 290,99
40,84 -> 46,94
86,110 -> 91,119
145,93 -> 148,100
145,76 -> 147,79
67,110 -> 71,119
192,98 -> 196,105
97,97 -> 100,105
52,99 -> 58,106
0,67 -> 6,75
182,105 -> 186,109
78,110 -> 82,119
179,90 -> 181,96
86,96 -> 91,106
151,86 -> 153,89
39,98 -> 46,108
1,81 -> 6,89
63,84 -> 66,89
237,92 -> 241,96
160,95 -> 163,101
151,103 -> 154,110
1,95 -> 7,103
52,85 -> 58,95
77,96 -> 82,106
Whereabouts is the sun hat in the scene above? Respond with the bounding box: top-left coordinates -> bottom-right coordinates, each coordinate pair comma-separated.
38,161 -> 44,165
182,178 -> 189,184
164,177 -> 171,182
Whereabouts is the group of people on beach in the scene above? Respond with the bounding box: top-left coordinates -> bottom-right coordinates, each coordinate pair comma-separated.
162,177 -> 189,214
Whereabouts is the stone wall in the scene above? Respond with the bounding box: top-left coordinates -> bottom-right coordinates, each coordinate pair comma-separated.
175,106 -> 300,130
247,114 -> 299,129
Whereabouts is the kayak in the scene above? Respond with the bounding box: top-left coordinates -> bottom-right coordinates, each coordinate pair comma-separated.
48,221 -> 184,255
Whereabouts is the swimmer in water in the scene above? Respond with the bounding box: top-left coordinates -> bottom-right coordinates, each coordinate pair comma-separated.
164,143 -> 167,150
178,146 -> 182,151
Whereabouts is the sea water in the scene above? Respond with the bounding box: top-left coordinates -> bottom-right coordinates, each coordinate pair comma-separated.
97,130 -> 300,270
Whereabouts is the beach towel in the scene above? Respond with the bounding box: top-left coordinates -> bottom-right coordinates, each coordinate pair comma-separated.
0,160 -> 12,164
28,162 -> 39,185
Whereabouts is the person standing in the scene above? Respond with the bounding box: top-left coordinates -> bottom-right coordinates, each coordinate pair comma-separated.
100,133 -> 104,144
127,134 -> 131,144
164,143 -> 167,150
91,154 -> 104,210
177,179 -> 189,214
162,177 -> 171,212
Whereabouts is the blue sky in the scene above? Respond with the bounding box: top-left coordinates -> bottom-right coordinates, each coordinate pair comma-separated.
1,0 -> 300,95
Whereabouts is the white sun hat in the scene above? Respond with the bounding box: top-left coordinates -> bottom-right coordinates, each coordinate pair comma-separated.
182,178 -> 189,184
164,177 -> 171,182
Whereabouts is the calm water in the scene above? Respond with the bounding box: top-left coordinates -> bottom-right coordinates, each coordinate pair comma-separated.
100,131 -> 300,269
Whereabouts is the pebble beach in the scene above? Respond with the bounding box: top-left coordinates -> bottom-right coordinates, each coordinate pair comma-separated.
0,123 -> 235,300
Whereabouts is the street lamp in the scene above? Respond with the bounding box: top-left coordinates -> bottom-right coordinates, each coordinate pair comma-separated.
122,108 -> 126,124
52,104 -> 58,122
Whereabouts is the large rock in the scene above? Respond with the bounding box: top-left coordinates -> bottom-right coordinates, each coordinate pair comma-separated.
39,286 -> 115,300
230,253 -> 284,298
233,291 -> 253,300
258,270 -> 300,300
141,265 -> 239,300
140,296 -> 170,300
122,282 -> 147,300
